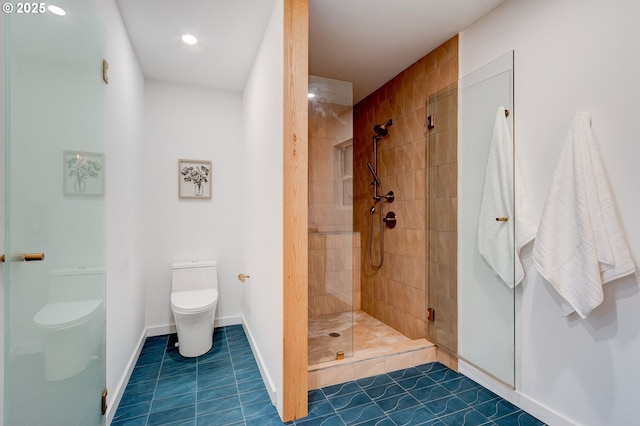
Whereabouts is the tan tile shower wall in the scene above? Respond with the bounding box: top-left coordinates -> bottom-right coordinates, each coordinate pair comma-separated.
309,233 -> 361,316
308,99 -> 359,317
354,36 -> 458,340
308,103 -> 353,233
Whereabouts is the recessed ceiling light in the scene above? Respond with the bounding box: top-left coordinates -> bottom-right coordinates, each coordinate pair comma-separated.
181,34 -> 198,45
308,93 -> 316,99
48,5 -> 66,16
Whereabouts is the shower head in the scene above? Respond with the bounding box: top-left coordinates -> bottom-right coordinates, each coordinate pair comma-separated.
366,162 -> 380,186
373,119 -> 393,136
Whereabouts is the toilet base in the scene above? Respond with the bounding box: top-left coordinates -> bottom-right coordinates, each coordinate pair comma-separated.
174,310 -> 215,357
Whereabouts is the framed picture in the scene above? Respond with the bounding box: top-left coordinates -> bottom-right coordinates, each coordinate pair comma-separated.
63,150 -> 105,196
178,159 -> 212,199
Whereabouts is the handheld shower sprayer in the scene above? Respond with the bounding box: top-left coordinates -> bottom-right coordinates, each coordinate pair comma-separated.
366,162 -> 380,186
373,119 -> 393,136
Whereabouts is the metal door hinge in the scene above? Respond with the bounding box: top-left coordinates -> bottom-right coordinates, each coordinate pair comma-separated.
102,388 -> 108,415
102,59 -> 109,84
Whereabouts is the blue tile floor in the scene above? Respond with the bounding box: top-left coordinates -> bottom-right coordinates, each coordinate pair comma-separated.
113,325 -> 545,426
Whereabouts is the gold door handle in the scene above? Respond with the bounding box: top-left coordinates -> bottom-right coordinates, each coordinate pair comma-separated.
495,217 -> 509,222
237,273 -> 250,283
1,253 -> 45,263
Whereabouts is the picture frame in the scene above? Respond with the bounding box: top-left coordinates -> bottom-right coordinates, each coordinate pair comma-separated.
178,159 -> 212,199
63,150 -> 105,196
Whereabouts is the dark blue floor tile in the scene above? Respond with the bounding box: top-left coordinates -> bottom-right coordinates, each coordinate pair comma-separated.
154,373 -> 197,399
408,383 -> 452,402
328,390 -> 372,411
115,326 -> 544,426
387,404 -> 438,426
239,388 -> 271,405
437,407 -> 492,425
423,394 -> 468,417
151,393 -> 196,414
306,399 -> 337,420
295,413 -> 345,426
396,374 -> 437,391
387,367 -> 423,381
242,398 -> 280,419
237,378 -> 268,393
111,415 -> 149,426
129,363 -> 161,383
245,412 -> 287,425
113,401 -> 151,421
493,410 -> 545,426
322,381 -> 362,398
363,382 -> 405,400
457,386 -> 500,406
475,398 -> 521,420
195,406 -> 244,425
119,380 -> 156,406
336,401 -> 386,425
147,404 -> 195,425
197,383 -> 238,403
196,394 -> 241,416
356,374 -> 394,390
374,393 -> 421,414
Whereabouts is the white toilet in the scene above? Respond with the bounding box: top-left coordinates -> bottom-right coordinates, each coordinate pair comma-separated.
170,260 -> 219,357
33,267 -> 105,381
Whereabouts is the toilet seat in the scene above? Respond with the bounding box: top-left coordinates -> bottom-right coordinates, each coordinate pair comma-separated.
34,300 -> 102,330
171,289 -> 218,314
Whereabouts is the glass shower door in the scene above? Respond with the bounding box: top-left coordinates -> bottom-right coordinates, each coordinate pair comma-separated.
458,51 -> 516,386
4,1 -> 107,424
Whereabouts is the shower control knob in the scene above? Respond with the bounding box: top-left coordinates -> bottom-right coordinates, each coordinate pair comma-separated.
383,191 -> 395,203
383,212 -> 397,229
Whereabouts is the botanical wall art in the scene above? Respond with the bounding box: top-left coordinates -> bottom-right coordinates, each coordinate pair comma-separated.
178,159 -> 212,199
64,150 -> 104,196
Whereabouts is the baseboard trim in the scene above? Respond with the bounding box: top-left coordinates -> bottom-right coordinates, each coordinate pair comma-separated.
459,359 -> 576,426
106,329 -> 146,425
241,315 -> 277,406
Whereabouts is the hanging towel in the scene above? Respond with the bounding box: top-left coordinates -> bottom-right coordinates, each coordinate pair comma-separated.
532,112 -> 635,318
477,106 -> 537,287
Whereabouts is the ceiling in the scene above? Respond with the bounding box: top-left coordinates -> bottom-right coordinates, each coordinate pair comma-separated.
116,0 -> 507,104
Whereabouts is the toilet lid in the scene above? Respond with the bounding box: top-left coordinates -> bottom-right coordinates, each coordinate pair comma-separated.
34,300 -> 102,328
171,289 -> 218,313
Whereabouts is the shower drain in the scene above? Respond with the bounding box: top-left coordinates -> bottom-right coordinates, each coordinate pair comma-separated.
329,332 -> 341,337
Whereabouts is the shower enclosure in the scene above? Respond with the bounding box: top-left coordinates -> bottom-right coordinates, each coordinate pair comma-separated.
3,2 -> 107,424
307,76 -> 357,364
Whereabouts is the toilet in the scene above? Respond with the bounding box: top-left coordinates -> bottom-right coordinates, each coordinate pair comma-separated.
170,260 -> 219,357
33,267 -> 105,381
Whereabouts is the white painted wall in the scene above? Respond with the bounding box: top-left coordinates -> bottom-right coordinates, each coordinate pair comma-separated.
459,1 -> 640,425
142,79 -> 245,333
241,0 -> 285,416
0,11 -> 5,424
94,0 -> 147,421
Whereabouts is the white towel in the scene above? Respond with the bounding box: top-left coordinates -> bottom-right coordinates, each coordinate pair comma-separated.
533,112 -> 635,318
477,106 -> 537,287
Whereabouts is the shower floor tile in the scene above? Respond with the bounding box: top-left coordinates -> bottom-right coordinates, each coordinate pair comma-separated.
309,310 -> 434,367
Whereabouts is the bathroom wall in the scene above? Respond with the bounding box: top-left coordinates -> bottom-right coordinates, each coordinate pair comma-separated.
0,1 -> 146,422
242,0 -> 285,416
142,79 -> 245,332
0,13 -> 5,423
460,1 -> 640,425
94,0 -> 147,420
354,36 -> 458,340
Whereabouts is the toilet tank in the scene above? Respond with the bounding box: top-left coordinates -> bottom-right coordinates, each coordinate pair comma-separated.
171,260 -> 218,293
48,267 -> 106,303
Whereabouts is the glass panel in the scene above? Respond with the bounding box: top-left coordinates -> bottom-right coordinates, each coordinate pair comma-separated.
458,51 -> 516,386
307,76 -> 355,365
5,1 -> 107,424
426,82 -> 458,355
